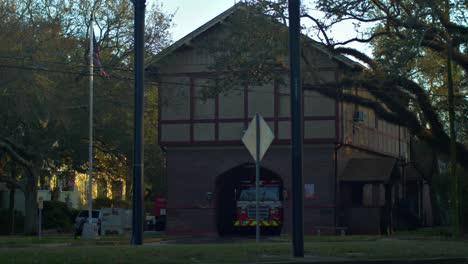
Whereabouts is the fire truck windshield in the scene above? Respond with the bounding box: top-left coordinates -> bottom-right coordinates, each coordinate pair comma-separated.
238,186 -> 280,201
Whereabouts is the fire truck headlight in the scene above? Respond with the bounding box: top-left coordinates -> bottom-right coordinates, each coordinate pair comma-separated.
270,207 -> 279,214
237,207 -> 247,215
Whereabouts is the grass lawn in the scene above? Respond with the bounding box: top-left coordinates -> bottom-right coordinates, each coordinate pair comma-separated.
1,239 -> 468,264
0,233 -> 163,245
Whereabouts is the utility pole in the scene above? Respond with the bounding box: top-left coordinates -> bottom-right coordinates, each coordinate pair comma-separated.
131,0 -> 146,245
288,0 -> 304,258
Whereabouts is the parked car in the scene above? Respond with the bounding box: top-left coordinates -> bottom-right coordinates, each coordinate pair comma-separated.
74,210 -> 103,237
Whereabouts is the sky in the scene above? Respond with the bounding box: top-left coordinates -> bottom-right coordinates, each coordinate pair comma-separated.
154,0 -> 369,53
158,0 -> 237,42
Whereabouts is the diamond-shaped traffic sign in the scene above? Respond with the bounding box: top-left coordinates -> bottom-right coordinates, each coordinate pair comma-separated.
242,114 -> 274,162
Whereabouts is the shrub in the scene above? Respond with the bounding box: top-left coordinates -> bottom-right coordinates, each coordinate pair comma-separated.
42,201 -> 75,232
93,197 -> 112,209
113,199 -> 131,209
0,209 -> 24,235
93,197 -> 131,209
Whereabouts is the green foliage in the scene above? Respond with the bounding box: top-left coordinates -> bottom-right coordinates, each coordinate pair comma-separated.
42,201 -> 77,233
93,197 -> 131,209
202,5 -> 288,94
0,0 -> 172,232
144,85 -> 166,195
236,0 -> 468,170
93,197 -> 113,209
113,199 -> 131,209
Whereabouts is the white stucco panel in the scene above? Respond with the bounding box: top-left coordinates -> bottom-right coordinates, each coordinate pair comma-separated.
304,120 -> 335,139
160,77 -> 190,120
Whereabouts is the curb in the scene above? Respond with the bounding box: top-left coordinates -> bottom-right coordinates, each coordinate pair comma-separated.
275,258 -> 468,264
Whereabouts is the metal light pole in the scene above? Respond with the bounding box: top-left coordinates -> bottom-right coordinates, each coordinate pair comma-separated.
131,0 -> 146,245
88,16 -> 94,226
288,0 -> 304,258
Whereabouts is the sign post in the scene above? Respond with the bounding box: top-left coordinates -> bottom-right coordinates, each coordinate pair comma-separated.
242,114 -> 274,243
288,0 -> 304,257
37,196 -> 43,239
255,113 -> 260,243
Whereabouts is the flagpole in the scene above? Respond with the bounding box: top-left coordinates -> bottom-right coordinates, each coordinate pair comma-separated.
88,16 -> 94,225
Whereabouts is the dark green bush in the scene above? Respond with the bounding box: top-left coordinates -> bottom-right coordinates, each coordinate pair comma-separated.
93,197 -> 131,209
93,197 -> 112,208
113,199 -> 131,209
0,209 -> 24,235
42,201 -> 75,232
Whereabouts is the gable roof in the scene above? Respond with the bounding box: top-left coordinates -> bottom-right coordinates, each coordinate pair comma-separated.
146,4 -> 240,68
147,3 -> 361,69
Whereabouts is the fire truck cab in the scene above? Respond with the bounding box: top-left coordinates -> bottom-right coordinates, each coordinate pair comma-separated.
233,180 -> 283,234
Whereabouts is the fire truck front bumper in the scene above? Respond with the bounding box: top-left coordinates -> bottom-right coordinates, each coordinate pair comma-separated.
233,220 -> 281,227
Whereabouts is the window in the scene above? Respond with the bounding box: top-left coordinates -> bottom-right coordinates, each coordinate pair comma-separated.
363,184 -> 373,206
351,183 -> 364,206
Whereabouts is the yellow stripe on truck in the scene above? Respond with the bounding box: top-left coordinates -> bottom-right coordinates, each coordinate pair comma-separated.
234,220 -> 282,227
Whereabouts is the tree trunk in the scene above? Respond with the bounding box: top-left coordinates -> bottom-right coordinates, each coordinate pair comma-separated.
23,167 -> 38,235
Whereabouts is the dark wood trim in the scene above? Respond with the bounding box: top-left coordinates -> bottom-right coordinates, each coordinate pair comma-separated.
342,143 -> 399,159
157,68 -> 338,78
274,79 -> 279,139
160,115 -> 336,124
167,204 -> 336,210
335,70 -> 340,142
158,71 -> 220,78
189,77 -> 194,143
157,81 -> 162,145
161,138 -> 336,146
243,83 -> 249,128
215,94 -> 219,141
161,118 -> 244,124
280,138 -> 335,144
303,116 -> 336,121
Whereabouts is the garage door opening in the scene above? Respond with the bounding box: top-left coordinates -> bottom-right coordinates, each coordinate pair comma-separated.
215,163 -> 283,236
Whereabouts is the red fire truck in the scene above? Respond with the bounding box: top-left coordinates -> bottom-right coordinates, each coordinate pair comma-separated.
233,179 -> 283,234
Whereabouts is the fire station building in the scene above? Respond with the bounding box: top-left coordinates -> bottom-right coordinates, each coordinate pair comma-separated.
147,5 -> 431,236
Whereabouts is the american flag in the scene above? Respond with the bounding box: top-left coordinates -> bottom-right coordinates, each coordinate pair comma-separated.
93,31 -> 110,78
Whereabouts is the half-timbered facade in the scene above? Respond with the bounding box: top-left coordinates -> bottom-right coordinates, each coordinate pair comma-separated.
147,4 -> 426,235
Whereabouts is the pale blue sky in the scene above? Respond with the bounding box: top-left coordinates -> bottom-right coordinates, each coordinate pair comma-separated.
153,0 -> 368,53
158,0 -> 236,42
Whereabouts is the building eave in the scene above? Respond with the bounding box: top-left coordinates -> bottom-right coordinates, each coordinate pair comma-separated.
146,3 -> 364,72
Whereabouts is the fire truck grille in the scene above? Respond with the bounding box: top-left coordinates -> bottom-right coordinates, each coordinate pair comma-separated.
247,205 -> 269,220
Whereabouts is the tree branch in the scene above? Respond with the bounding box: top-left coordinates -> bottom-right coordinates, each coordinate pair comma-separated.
0,176 -> 24,191
305,78 -> 468,169
0,139 -> 32,168
334,47 -> 377,70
